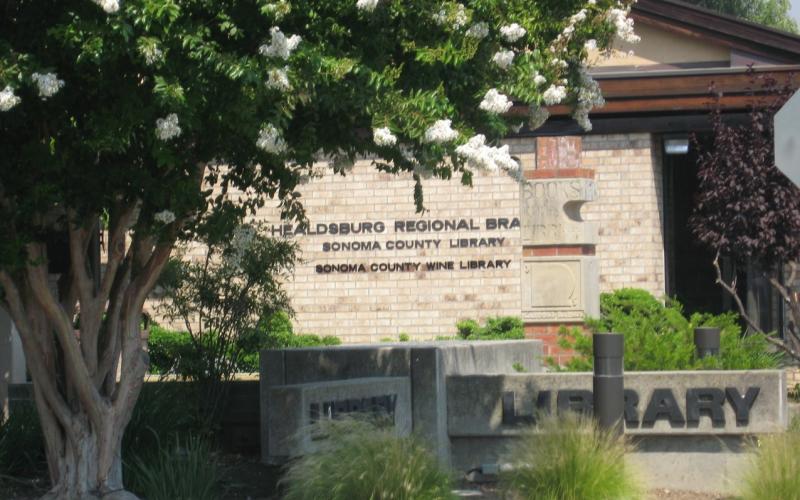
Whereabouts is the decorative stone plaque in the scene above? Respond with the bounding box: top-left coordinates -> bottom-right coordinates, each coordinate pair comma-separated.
520,179 -> 598,246
521,257 -> 599,323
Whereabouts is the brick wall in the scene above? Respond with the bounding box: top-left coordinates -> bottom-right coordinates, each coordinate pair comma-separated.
156,133 -> 668,348
253,158 -> 524,343
583,133 -> 666,296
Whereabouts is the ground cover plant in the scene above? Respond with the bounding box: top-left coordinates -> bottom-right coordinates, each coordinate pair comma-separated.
501,414 -> 642,500
1,0 -> 637,494
551,288 -> 780,371
280,418 -> 455,500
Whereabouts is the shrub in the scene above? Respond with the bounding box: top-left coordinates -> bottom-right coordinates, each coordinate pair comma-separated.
0,404 -> 46,478
501,414 -> 642,500
740,430 -> 800,500
148,312 -> 342,375
125,435 -> 221,500
281,419 -> 455,500
552,289 -> 780,371
455,316 -> 525,341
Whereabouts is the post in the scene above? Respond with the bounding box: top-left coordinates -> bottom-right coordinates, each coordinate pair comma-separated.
593,332 -> 624,435
694,327 -> 720,358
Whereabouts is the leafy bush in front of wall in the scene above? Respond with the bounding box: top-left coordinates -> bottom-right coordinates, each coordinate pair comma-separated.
501,414 -> 642,500
148,312 -> 341,375
281,418 -> 455,500
455,316 -> 525,340
552,288 -> 781,371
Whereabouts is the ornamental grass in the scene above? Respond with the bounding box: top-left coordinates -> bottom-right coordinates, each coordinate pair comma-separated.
280,418 -> 455,500
740,427 -> 800,500
501,414 -> 643,500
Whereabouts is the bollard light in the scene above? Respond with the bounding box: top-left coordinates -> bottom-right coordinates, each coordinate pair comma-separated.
593,332 -> 624,436
694,327 -> 721,358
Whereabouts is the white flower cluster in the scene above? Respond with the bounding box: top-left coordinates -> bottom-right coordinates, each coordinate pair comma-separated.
434,3 -> 467,29
423,119 -> 459,144
227,225 -> 256,270
259,27 -> 301,60
500,23 -> 526,42
0,86 -> 20,112
373,127 -> 397,146
608,7 -> 640,43
266,67 -> 291,91
542,84 -> 567,105
584,39 -> 597,51
155,113 -> 182,141
455,135 -> 517,173
529,106 -> 551,130
479,89 -> 512,114
465,22 -> 489,39
533,72 -> 547,86
140,43 -> 164,66
31,72 -> 64,99
95,0 -> 120,13
548,5 -> 591,54
257,124 -> 287,154
492,50 -> 514,69
572,66 -> 605,131
356,0 -> 380,11
153,210 -> 176,225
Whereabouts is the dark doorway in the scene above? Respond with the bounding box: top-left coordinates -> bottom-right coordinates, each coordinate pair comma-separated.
662,135 -> 740,316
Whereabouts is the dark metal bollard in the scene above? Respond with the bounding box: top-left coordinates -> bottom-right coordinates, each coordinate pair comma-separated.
593,333 -> 624,436
694,327 -> 721,358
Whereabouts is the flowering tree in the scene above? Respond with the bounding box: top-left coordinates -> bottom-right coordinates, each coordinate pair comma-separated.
0,0 -> 635,497
690,72 -> 800,359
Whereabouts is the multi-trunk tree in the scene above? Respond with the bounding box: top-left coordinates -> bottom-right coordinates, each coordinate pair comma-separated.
0,0 -> 634,497
690,71 -> 800,360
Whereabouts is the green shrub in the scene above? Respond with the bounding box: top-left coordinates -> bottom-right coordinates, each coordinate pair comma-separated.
147,325 -> 196,375
148,312 -> 342,375
740,430 -> 800,500
501,414 -> 642,500
281,419 -> 455,500
0,404 -> 46,478
455,316 -> 524,341
552,289 -> 780,371
399,332 -> 410,342
125,435 -> 221,500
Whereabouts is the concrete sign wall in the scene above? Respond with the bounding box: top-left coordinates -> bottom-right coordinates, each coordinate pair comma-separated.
262,343 -> 787,494
447,371 -> 787,437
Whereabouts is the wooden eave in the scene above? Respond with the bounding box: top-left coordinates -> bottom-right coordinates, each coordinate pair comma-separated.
509,66 -> 800,119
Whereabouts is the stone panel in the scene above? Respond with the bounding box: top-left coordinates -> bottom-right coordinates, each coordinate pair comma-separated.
267,377 -> 412,458
521,256 -> 600,323
520,178 -> 598,246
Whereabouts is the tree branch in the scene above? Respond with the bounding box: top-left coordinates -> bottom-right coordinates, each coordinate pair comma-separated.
0,271 -> 75,433
24,243 -> 107,427
712,251 -> 764,335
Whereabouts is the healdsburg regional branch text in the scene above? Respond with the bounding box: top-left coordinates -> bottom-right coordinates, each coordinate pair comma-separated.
268,217 -> 521,237
266,217 -> 521,274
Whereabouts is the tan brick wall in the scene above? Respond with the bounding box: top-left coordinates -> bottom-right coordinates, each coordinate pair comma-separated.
156,134 -> 669,344
252,155 -> 525,343
582,133 -> 666,297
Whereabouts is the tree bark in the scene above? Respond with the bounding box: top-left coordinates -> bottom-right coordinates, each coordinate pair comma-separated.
0,205 -> 175,499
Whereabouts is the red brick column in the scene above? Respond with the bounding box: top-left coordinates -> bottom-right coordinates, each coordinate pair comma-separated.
522,136 -> 596,364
